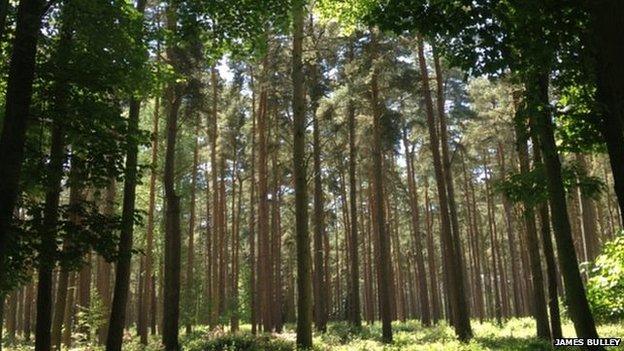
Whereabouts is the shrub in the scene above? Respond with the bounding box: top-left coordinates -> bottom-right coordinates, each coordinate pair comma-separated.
586,234 -> 624,322
186,334 -> 295,351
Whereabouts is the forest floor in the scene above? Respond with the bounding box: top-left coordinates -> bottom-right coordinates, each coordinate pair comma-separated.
3,318 -> 623,350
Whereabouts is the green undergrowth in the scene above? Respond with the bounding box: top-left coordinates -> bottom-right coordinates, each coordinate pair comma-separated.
3,318 -> 623,350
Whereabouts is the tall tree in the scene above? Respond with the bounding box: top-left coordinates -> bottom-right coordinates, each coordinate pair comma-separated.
526,73 -> 600,343
162,2 -> 184,349
0,0 -> 46,294
417,37 -> 472,341
370,28 -> 393,343
346,39 -> 361,328
292,0 -> 313,347
106,1 -> 147,348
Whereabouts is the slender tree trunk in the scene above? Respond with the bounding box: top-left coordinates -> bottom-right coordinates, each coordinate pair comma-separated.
292,0 -> 313,346
347,40 -> 361,326
209,66 -> 220,328
527,73 -> 600,343
106,0 -> 146,344
248,66 -> 258,334
51,267 -> 69,350
512,97 -> 551,339
423,178 -> 441,323
370,28 -> 393,343
61,273 -> 76,348
106,96 -> 142,351
139,96 -> 159,344
184,126 -> 199,334
34,15 -> 74,346
0,0 -> 45,283
162,5 -> 183,348
433,51 -> 470,324
532,148 -> 563,339
257,64 -> 271,332
97,184 -> 115,344
311,64 -> 327,333
230,174 -> 243,332
417,37 -> 471,340
497,143 -> 521,316
24,281 -> 33,341
35,122 -> 65,351
483,156 -> 503,325
403,134 -> 431,326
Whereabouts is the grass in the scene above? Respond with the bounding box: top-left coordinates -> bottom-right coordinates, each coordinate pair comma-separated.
3,318 -> 623,350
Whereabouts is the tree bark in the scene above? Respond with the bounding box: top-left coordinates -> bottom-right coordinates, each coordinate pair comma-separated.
403,132 -> 431,326
311,63 -> 327,333
184,126 -> 199,334
589,1 -> 624,225
162,4 -> 183,349
248,66 -> 258,334
527,73 -> 600,343
347,39 -> 361,327
532,148 -> 563,339
106,96 -> 142,351
417,37 -> 471,341
370,28 -> 394,343
292,0 -> 313,346
0,0 -> 45,291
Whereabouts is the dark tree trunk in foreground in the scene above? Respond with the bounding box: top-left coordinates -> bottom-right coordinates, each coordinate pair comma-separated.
35,123 -> 65,351
162,3 -> 183,349
106,2 -> 146,348
417,37 -> 472,341
0,0 -> 45,287
106,97 -> 142,351
292,0 -> 312,347
532,148 -> 562,339
527,73 -> 600,344
589,1 -> 624,225
371,28 -> 393,343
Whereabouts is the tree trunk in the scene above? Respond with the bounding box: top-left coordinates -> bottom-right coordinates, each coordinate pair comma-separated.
403,133 -> 431,326
139,96 -> 158,343
97,186 -> 113,344
248,66 -> 258,334
162,5 -> 183,349
0,0 -> 45,284
347,39 -> 361,327
35,122 -> 65,351
417,37 -> 471,340
185,126 -> 199,334
209,66 -> 220,328
311,64 -> 327,333
106,96 -> 142,351
370,28 -> 394,343
527,73 -> 600,342
292,0 -> 312,346
61,273 -> 76,348
589,1 -> 624,225
532,148 -> 563,339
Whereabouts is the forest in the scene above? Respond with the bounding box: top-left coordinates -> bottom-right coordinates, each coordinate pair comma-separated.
0,0 -> 623,350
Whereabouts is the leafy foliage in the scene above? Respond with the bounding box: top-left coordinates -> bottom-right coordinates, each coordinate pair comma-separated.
586,234 -> 624,322
497,162 -> 604,206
